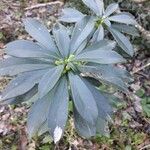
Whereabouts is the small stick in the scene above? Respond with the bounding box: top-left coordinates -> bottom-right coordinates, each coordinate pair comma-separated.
131,62 -> 150,74
140,144 -> 150,150
25,1 -> 64,11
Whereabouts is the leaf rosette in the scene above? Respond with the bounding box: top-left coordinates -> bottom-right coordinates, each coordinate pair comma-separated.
0,17 -> 133,143
59,0 -> 139,56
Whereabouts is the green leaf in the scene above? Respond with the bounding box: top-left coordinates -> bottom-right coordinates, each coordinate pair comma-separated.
83,39 -> 116,53
5,40 -> 54,58
76,50 -> 125,64
1,69 -> 48,100
95,0 -> 104,16
96,118 -> 109,136
1,85 -> 38,105
78,64 -> 129,91
48,76 -> 69,143
104,18 -> 111,27
108,27 -> 134,56
108,13 -> 137,25
70,16 -> 95,53
84,80 -> 113,120
104,3 -> 119,17
38,121 -> 49,136
0,57 -> 52,76
23,18 -> 57,52
111,24 -> 139,36
53,24 -> 70,57
59,8 -> 84,23
73,105 -> 96,138
75,39 -> 87,55
27,92 -> 52,138
82,0 -> 104,16
69,73 -> 98,125
39,65 -> 64,98
92,25 -> 104,42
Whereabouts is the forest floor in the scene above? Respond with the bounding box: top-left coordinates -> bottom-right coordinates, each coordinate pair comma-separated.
0,0 -> 150,150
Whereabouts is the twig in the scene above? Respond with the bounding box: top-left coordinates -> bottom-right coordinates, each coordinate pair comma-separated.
131,62 -> 150,74
25,1 -> 64,11
140,144 -> 150,150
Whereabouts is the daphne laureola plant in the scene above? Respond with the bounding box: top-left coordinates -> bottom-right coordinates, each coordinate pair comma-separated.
0,0 -> 139,143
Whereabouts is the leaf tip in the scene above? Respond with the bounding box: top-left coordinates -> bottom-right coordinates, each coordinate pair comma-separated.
53,126 -> 63,144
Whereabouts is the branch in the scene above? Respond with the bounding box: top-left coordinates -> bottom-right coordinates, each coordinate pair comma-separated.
25,1 -> 64,11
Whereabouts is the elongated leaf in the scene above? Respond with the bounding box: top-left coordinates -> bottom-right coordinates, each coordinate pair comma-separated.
53,24 -> 70,57
38,121 -> 49,136
59,8 -> 84,23
108,13 -> 137,25
23,18 -> 57,52
108,27 -> 134,56
5,40 -> 53,58
70,16 -> 95,53
27,92 -> 51,137
92,25 -> 104,42
78,64 -> 129,91
39,65 -> 64,98
1,85 -> 38,105
69,73 -> 98,125
75,39 -> 87,55
73,105 -> 96,138
84,80 -> 113,120
0,57 -> 49,67
84,40 -> 116,53
95,0 -> 104,16
111,24 -> 139,36
104,3 -> 118,17
76,50 -> 125,64
103,18 -> 111,27
1,69 -> 48,100
79,63 -> 132,82
82,0 -> 104,16
48,76 -> 69,143
96,118 -> 109,136
0,57 -> 52,76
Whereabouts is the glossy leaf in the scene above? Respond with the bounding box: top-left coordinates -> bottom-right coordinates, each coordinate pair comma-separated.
0,57 -> 52,76
108,13 -> 137,25
59,8 -> 84,23
103,18 -> 111,27
23,18 -> 57,52
53,24 -> 70,57
1,69 -> 48,100
76,50 -> 125,64
79,63 -> 132,82
70,16 -> 95,53
111,24 -> 139,36
82,0 -> 104,16
5,40 -> 53,58
1,86 -> 38,105
95,0 -> 104,16
108,27 -> 134,56
73,105 -> 96,138
84,80 -> 113,120
83,39 -> 116,53
48,76 -> 69,143
104,3 -> 118,17
96,118 -> 109,136
39,65 -> 64,98
27,92 -> 51,137
69,73 -> 98,125
92,25 -> 104,42
78,64 -> 129,91
75,40 -> 87,55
